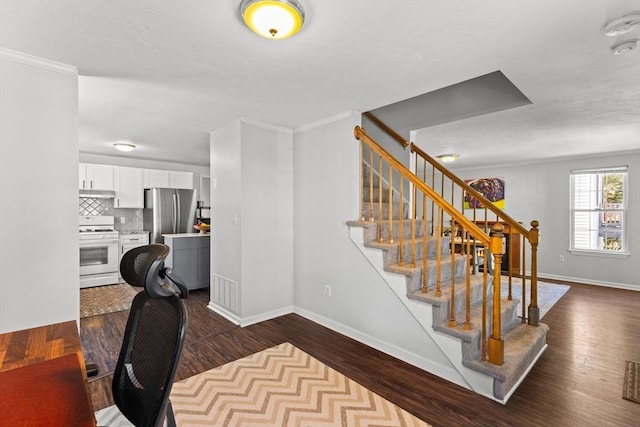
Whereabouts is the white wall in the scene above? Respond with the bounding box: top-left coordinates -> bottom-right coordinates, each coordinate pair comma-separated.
292,112 -> 454,368
210,119 -> 294,322
0,49 -> 79,333
448,151 -> 640,290
210,120 -> 242,295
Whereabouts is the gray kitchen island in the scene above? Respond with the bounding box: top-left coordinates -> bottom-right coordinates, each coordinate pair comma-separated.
162,233 -> 210,290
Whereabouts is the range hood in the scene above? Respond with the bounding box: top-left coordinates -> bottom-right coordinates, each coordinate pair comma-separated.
79,189 -> 116,199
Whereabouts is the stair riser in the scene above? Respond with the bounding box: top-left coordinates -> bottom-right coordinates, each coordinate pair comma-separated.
430,298 -> 520,364
363,191 -> 393,203
396,239 -> 453,263
362,169 -> 382,187
426,280 -> 488,325
362,202 -> 409,220
423,255 -> 467,286
377,220 -> 430,240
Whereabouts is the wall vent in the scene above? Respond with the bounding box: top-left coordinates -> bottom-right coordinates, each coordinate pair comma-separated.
212,274 -> 240,314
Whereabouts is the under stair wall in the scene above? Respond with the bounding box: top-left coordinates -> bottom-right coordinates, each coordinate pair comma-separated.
292,112 -> 466,384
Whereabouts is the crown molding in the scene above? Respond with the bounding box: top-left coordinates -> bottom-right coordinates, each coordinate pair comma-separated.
294,110 -> 357,134
240,117 -> 293,134
0,48 -> 77,75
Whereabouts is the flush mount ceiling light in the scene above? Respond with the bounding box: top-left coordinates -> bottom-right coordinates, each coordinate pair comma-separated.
240,0 -> 305,40
611,38 -> 640,54
436,154 -> 459,163
603,12 -> 640,36
113,142 -> 136,152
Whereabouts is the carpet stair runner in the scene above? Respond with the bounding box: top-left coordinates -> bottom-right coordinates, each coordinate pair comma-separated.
348,164 -> 548,402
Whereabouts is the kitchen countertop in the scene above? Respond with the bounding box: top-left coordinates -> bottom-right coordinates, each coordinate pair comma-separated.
163,233 -> 210,238
119,230 -> 149,234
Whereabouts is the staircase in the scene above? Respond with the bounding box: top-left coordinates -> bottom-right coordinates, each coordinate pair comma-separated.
348,126 -> 548,403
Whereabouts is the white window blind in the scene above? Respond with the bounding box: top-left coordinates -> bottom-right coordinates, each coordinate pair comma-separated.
570,166 -> 627,254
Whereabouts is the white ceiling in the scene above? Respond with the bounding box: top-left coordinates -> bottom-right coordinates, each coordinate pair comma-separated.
1,1 -> 638,168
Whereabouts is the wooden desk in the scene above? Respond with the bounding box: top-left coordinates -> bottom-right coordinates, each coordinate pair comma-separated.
473,220 -> 521,275
0,321 -> 96,426
451,238 -> 486,274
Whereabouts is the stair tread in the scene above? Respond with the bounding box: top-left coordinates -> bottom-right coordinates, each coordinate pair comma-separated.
407,275 -> 485,306
432,297 -> 520,342
463,322 -> 549,400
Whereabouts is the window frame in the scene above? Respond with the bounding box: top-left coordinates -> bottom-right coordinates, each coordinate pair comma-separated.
569,165 -> 630,258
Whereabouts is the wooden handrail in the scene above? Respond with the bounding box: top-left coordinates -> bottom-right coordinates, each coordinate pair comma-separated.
411,143 -> 531,238
363,112 -> 410,149
354,126 -> 489,246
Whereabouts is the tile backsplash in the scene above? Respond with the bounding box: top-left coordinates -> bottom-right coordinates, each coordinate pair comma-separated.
79,197 -> 111,216
79,198 -> 144,231
110,208 -> 144,232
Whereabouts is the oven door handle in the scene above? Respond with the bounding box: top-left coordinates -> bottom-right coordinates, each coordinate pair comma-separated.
79,239 -> 119,247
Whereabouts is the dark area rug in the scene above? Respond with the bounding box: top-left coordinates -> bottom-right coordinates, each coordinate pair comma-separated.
80,283 -> 142,318
623,360 -> 640,404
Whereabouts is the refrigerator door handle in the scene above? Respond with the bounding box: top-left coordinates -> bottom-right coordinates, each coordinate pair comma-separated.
172,193 -> 178,233
175,192 -> 181,233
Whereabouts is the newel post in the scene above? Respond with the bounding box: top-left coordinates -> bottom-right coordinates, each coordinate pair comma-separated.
528,220 -> 540,326
488,223 -> 505,365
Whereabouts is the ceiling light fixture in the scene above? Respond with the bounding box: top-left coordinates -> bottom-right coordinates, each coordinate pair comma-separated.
611,38 -> 640,54
436,154 -> 459,163
113,142 -> 136,152
240,0 -> 305,40
603,12 -> 640,36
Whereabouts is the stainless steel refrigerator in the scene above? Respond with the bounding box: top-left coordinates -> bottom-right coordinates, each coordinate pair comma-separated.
143,188 -> 197,243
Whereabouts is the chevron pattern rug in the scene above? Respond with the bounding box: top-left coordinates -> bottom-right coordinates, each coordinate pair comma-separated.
96,342 -> 430,426
171,342 -> 429,426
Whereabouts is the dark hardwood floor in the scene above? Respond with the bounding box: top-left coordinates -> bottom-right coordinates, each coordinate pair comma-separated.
81,283 -> 640,426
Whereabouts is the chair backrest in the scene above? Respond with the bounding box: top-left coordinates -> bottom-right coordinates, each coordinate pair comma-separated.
120,243 -> 188,299
114,244 -> 188,427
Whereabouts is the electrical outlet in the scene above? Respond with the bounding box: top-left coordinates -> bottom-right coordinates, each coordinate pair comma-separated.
558,255 -> 565,262
323,285 -> 332,297
120,217 -> 125,224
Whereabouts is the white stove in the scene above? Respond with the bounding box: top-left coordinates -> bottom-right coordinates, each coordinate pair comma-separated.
79,216 -> 119,288
79,215 -> 118,236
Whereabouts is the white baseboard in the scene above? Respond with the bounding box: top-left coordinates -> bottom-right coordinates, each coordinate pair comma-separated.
238,306 -> 295,327
208,301 -> 296,328
538,273 -> 639,291
207,302 -> 241,325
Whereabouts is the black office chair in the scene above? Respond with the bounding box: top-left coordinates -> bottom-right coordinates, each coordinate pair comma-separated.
112,243 -> 189,427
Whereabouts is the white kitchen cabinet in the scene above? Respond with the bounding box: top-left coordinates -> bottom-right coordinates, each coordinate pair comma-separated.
79,163 -> 115,190
143,169 -> 170,189
142,169 -> 193,189
119,232 -> 149,277
163,234 -> 210,290
114,166 -> 143,208
169,171 -> 193,189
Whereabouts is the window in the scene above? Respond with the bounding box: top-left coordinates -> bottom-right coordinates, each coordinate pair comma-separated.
570,166 -> 628,255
